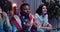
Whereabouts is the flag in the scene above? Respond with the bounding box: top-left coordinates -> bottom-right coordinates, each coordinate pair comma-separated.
11,15 -> 22,30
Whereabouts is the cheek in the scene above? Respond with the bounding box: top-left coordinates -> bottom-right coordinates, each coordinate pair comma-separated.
42,9 -> 45,12
25,10 -> 27,13
42,9 -> 47,13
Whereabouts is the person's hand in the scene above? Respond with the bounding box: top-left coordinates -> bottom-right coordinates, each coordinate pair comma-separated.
39,24 -> 52,30
26,23 -> 31,27
37,22 -> 42,28
33,18 -> 42,27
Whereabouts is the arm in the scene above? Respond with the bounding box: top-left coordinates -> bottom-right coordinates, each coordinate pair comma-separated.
34,14 -> 42,27
40,15 -> 52,30
33,18 -> 42,28
2,12 -> 12,32
2,12 -> 11,26
34,14 -> 52,30
33,18 -> 52,30
33,17 -> 51,30
40,24 -> 52,30
26,13 -> 33,27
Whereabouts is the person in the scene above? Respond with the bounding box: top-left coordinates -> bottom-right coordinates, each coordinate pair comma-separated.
20,3 -> 33,32
0,7 -> 12,32
35,4 -> 52,32
9,6 -> 22,32
0,0 -> 12,14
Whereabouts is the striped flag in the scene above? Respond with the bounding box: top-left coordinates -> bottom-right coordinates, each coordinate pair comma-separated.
29,13 -> 33,30
11,15 -> 22,30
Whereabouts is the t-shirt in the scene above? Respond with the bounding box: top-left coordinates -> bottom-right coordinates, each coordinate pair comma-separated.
35,13 -> 49,32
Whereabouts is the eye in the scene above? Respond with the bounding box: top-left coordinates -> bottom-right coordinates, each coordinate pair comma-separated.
29,8 -> 30,10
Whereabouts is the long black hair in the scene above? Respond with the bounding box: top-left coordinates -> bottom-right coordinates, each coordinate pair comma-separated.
36,4 -> 47,15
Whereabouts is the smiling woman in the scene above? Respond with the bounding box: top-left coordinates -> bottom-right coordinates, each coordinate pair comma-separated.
34,4 -> 52,32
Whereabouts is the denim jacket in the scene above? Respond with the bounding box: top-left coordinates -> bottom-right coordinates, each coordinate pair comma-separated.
0,19 -> 12,32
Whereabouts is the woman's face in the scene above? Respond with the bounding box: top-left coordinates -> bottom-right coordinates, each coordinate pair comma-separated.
22,5 -> 30,14
42,6 -> 47,14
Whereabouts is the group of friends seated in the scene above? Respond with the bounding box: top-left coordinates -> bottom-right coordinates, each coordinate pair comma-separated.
0,3 -> 52,32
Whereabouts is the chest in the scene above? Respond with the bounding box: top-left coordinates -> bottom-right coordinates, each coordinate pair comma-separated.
21,16 -> 30,24
37,16 -> 45,24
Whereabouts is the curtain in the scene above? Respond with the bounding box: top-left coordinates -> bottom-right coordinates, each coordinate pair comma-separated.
25,0 -> 43,15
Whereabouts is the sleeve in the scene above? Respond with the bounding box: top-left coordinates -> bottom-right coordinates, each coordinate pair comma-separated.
35,13 -> 41,23
3,20 -> 12,32
7,26 -> 12,32
43,14 -> 49,26
35,13 -> 39,18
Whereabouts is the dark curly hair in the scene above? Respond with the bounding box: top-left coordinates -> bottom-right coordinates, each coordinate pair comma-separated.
36,4 -> 47,15
20,3 -> 30,11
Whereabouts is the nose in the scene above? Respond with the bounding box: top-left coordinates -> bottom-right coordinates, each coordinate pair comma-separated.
27,10 -> 31,13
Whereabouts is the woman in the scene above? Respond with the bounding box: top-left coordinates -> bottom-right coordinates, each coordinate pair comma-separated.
35,4 -> 52,32
20,3 -> 33,32
0,7 -> 12,32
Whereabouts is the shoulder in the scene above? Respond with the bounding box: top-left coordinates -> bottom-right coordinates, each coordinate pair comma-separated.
35,13 -> 40,17
35,13 -> 43,20
45,14 -> 48,17
35,13 -> 39,16
44,14 -> 48,18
